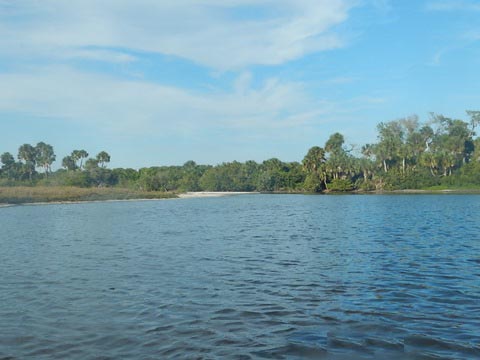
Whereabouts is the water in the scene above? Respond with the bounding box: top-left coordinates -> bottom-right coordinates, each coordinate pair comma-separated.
1,194 -> 480,359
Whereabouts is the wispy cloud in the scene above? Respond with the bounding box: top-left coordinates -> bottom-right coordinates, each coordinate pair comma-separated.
61,49 -> 138,64
429,47 -> 449,65
0,0 -> 356,70
426,0 -> 480,11
0,66 -> 332,137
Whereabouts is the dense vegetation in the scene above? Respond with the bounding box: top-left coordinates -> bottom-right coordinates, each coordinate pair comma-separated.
2,112 -> 480,196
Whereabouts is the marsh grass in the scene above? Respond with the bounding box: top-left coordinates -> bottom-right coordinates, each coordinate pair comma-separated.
0,186 -> 177,204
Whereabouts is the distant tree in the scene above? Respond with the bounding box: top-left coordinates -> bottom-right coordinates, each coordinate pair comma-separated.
242,160 -> 260,191
256,159 -> 290,191
325,132 -> 354,181
183,160 -> 197,169
302,147 -> 326,173
1,152 -> 15,168
62,155 -> 77,171
96,151 -> 111,168
375,121 -> 403,173
35,142 -> 56,175
84,158 -> 99,171
89,168 -> 118,187
1,152 -> 17,179
79,150 -> 89,168
17,143 -> 37,180
430,114 -> 473,174
112,168 -> 139,187
71,149 -> 89,170
325,132 -> 345,153
466,110 -> 480,137
302,146 -> 327,190
179,161 -> 202,191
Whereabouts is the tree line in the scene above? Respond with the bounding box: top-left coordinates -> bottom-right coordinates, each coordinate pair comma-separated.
2,111 -> 480,192
0,145 -> 113,187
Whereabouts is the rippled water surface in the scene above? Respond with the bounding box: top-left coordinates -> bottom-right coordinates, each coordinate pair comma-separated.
1,194 -> 480,359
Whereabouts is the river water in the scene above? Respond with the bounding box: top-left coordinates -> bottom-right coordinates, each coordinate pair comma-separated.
1,194 -> 479,359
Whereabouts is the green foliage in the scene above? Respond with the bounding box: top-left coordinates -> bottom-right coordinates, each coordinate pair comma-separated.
17,143 -> 37,181
62,155 -> 77,171
35,142 -> 56,175
0,186 -> 176,204
376,168 -> 440,190
96,151 -> 111,168
303,173 -> 323,192
328,178 -> 354,192
84,158 -> 99,171
355,178 -> 377,191
71,149 -> 89,169
1,110 -> 480,195
112,168 -> 139,188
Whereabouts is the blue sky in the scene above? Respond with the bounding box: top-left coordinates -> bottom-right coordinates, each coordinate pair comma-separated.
1,0 -> 479,168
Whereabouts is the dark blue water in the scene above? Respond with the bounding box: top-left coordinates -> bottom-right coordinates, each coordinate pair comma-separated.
1,194 -> 480,359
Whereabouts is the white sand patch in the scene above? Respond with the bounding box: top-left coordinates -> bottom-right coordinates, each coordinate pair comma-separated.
178,192 -> 257,199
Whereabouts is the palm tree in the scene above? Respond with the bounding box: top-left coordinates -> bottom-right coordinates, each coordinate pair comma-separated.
18,143 -> 37,181
71,149 -> 89,170
77,150 -> 89,169
62,155 -> 77,171
302,146 -> 326,173
96,151 -> 111,168
302,146 -> 328,190
35,142 -> 56,175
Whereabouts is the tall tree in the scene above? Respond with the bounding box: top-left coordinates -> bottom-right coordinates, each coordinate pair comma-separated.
35,142 -> 56,175
302,146 -> 327,190
1,152 -> 15,168
1,152 -> 17,179
96,151 -> 111,168
325,132 -> 345,153
431,114 -> 473,173
17,143 -> 37,181
325,132 -> 353,180
62,155 -> 77,171
375,121 -> 404,173
466,110 -> 480,137
71,149 -> 89,170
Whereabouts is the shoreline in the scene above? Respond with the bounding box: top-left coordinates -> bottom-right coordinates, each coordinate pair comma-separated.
1,189 -> 480,207
178,191 -> 258,199
369,189 -> 480,194
16,192 -> 257,206
0,191 -> 258,207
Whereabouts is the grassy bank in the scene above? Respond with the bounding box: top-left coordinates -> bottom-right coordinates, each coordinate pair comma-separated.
0,186 -> 177,204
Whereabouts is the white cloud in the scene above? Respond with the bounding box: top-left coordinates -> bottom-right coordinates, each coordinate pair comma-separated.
0,66 -> 332,136
426,0 -> 480,11
0,0 -> 355,69
61,49 -> 138,64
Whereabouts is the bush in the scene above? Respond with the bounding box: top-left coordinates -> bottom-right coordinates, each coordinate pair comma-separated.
355,178 -> 376,191
303,173 -> 323,192
328,178 -> 354,192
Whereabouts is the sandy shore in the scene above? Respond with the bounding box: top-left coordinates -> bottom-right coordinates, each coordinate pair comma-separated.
0,192 -> 257,207
178,191 -> 257,199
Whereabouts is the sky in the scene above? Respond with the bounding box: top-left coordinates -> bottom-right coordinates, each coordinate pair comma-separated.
1,0 -> 479,169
